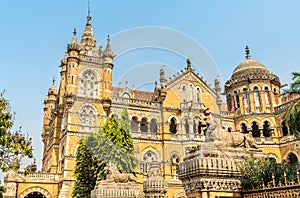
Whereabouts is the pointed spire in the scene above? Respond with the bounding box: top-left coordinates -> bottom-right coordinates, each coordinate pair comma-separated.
103,35 -> 116,59
52,77 -> 56,86
48,77 -> 57,95
245,45 -> 251,60
67,28 -> 79,51
80,3 -> 96,53
71,28 -> 78,44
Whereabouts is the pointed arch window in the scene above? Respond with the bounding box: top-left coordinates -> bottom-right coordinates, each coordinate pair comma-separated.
184,119 -> 189,134
169,117 -> 177,134
234,91 -> 240,109
79,105 -> 96,132
140,117 -> 148,132
189,84 -> 194,101
130,116 -> 138,132
182,85 -> 187,102
196,87 -> 202,103
241,123 -> 248,133
81,71 -> 97,97
251,121 -> 260,137
141,151 -> 159,173
263,121 -> 271,137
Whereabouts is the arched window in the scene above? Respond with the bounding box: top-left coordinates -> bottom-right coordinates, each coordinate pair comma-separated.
287,153 -> 298,166
263,121 -> 271,137
251,121 -> 260,137
150,118 -> 157,133
141,151 -> 158,174
184,119 -> 189,134
24,192 -> 46,198
244,92 -> 250,113
227,95 -> 232,111
189,84 -> 194,101
193,117 -> 202,134
122,92 -> 130,98
264,87 -> 270,110
196,87 -> 201,103
253,86 -> 261,112
79,105 -> 96,132
227,127 -> 232,132
170,154 -> 180,164
169,117 -> 177,134
80,107 -> 95,126
241,123 -> 248,133
81,71 -> 97,97
282,122 -> 289,136
182,85 -> 187,102
234,91 -> 240,108
140,117 -> 148,132
143,151 -> 158,162
130,116 -> 138,131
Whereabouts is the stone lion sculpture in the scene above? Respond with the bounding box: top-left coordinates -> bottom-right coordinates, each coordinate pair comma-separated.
216,131 -> 258,149
104,163 -> 137,183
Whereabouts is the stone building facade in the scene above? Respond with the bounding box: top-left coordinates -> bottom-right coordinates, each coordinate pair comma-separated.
4,14 -> 300,198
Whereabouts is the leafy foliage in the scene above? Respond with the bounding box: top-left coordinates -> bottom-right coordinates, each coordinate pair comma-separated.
72,107 -> 137,197
87,109 -> 137,174
283,72 -> 300,138
238,157 -> 298,189
0,92 -> 33,171
0,184 -> 4,198
72,139 -> 101,198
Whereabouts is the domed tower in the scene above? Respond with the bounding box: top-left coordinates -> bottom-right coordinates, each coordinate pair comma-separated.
225,46 -> 281,143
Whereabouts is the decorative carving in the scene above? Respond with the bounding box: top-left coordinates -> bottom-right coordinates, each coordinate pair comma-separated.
216,132 -> 258,149
104,163 -> 137,183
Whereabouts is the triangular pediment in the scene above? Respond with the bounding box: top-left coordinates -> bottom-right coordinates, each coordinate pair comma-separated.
164,68 -> 217,97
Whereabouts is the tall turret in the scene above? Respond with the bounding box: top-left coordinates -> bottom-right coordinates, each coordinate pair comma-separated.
80,13 -> 96,54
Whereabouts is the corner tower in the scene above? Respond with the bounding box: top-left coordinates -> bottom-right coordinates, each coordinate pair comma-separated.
224,46 -> 281,144
41,13 -> 116,197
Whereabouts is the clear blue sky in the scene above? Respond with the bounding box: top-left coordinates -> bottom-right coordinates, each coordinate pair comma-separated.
0,0 -> 299,169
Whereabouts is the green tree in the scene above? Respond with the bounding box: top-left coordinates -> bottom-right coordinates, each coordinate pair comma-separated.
238,157 -> 298,190
283,72 -> 300,137
72,139 -> 101,198
73,107 -> 137,196
88,114 -> 137,174
0,184 -> 4,198
0,92 -> 33,197
0,93 -> 33,172
118,107 -> 134,152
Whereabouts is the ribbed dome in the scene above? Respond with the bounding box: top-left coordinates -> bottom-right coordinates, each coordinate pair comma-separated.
232,45 -> 269,76
233,59 -> 269,75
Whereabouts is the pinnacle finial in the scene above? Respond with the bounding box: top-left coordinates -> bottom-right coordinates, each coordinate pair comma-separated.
73,28 -> 77,36
87,0 -> 91,23
187,58 -> 192,70
103,35 -> 116,59
88,0 -> 90,16
245,45 -> 251,60
52,77 -> 55,85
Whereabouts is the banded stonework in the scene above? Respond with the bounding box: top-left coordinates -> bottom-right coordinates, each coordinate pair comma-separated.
4,10 -> 300,198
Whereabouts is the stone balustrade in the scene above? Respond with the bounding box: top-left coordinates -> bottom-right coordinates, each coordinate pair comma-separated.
25,172 -> 57,181
177,156 -> 241,179
112,97 -> 160,108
